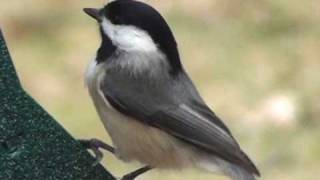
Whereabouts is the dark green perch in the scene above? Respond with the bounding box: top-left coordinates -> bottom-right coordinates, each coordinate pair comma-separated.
0,29 -> 116,180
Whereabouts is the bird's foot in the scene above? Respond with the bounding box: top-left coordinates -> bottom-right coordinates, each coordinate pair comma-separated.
79,138 -> 115,166
121,166 -> 152,180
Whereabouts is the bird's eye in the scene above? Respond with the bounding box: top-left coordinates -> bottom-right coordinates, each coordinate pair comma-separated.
112,15 -> 123,24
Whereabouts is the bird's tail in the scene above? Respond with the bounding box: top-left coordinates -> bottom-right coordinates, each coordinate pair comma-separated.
225,163 -> 257,180
197,156 -> 257,180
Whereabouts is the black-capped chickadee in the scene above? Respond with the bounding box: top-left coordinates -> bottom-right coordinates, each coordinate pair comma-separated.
82,0 -> 260,180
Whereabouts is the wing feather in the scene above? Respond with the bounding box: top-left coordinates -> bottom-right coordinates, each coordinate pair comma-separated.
101,72 -> 260,176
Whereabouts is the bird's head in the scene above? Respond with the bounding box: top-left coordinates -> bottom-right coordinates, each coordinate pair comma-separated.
84,0 -> 182,75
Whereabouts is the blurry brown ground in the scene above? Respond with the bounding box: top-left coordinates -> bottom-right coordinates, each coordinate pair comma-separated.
1,0 -> 320,179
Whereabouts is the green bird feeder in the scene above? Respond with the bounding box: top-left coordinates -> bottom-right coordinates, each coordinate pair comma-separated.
0,28 -> 116,180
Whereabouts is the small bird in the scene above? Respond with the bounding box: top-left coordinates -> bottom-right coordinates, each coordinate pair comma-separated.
83,0 -> 260,180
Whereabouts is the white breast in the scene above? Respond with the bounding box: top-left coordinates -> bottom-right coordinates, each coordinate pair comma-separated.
85,58 -> 115,115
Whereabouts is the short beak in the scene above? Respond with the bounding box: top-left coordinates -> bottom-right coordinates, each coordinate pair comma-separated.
83,8 -> 102,22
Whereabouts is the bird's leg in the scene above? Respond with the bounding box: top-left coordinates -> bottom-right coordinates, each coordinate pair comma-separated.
80,139 -> 153,179
79,138 -> 115,166
121,166 -> 153,180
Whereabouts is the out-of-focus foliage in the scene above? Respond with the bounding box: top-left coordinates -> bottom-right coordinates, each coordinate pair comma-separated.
1,0 -> 319,179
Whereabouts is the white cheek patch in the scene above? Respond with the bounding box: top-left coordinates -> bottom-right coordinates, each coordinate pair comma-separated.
101,18 -> 158,52
100,18 -> 169,76
101,18 -> 116,40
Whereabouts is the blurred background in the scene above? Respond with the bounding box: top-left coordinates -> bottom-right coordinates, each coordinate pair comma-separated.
1,0 -> 319,179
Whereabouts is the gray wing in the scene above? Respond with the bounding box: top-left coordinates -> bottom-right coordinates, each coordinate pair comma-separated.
101,72 -> 260,176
